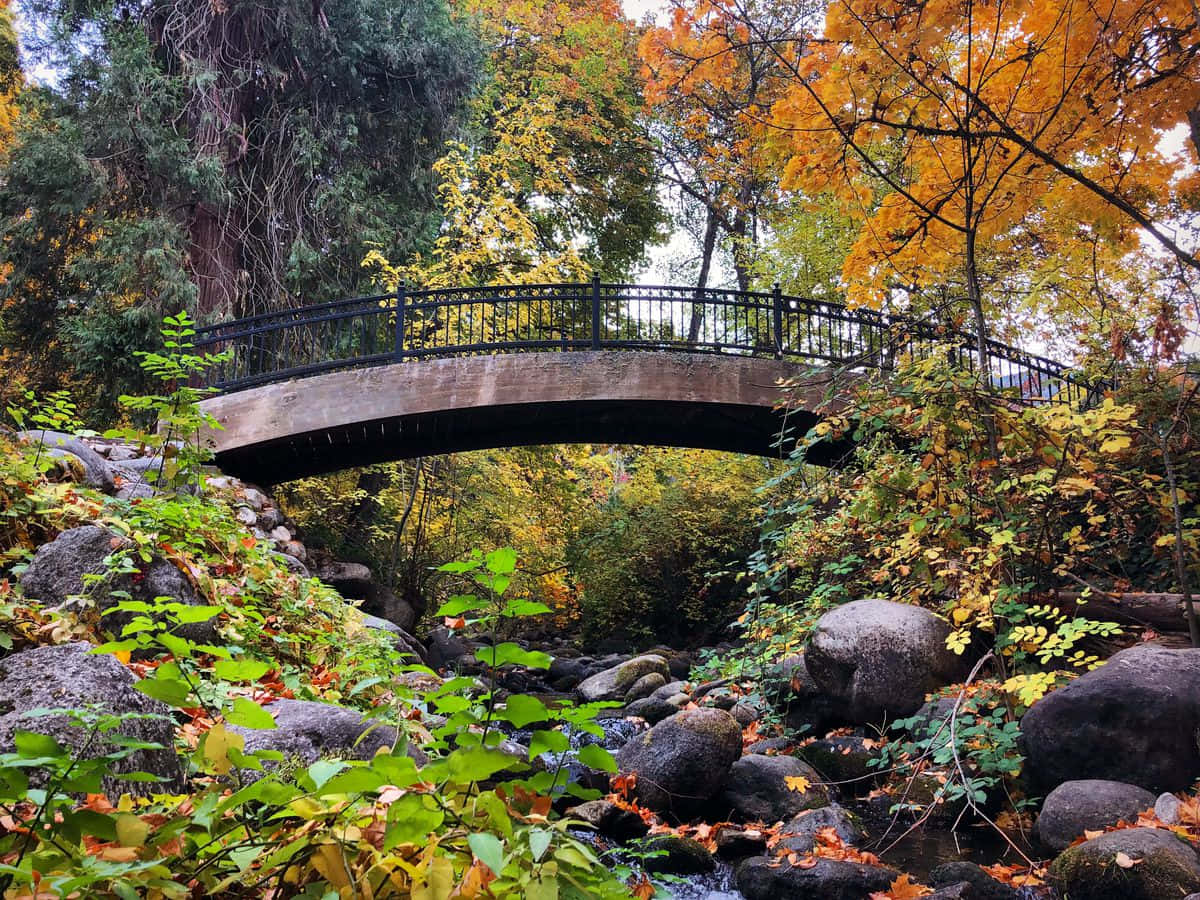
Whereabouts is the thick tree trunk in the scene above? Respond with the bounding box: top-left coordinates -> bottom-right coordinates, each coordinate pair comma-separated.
1044,591 -> 1196,633
188,203 -> 242,318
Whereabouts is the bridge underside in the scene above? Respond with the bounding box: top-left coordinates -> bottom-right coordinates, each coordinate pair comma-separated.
199,352 -> 852,484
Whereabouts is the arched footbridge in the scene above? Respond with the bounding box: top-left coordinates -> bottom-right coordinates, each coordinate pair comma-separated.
194,280 -> 1105,484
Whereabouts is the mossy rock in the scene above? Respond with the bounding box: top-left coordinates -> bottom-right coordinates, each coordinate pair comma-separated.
1048,827 -> 1200,900
642,835 -> 715,875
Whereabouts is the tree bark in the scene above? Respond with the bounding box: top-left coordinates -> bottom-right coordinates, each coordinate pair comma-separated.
689,209 -> 720,343
1043,590 -> 1196,633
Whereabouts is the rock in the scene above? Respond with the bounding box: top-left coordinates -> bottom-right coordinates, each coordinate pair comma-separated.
731,702 -> 760,727
703,688 -> 739,710
103,444 -> 141,462
0,643 -> 184,798
234,506 -> 258,526
775,653 -> 842,734
805,599 -> 969,723
667,655 -> 691,679
929,862 -> 1019,899
228,699 -> 422,774
268,525 -> 292,544
926,884 -> 974,900
714,825 -> 769,858
747,736 -> 796,755
719,754 -> 830,822
776,804 -> 864,853
360,614 -> 426,663
624,671 -> 666,703
800,735 -> 881,791
240,486 -> 269,511
19,525 -> 218,645
360,583 -> 417,633
650,680 -> 688,701
276,553 -> 310,577
1036,780 -> 1157,852
737,855 -> 897,900
577,655 -> 670,703
615,707 -> 742,816
624,697 -> 679,724
548,657 -> 586,687
1158,793 -> 1183,825
1021,644 -> 1200,793
566,799 -> 649,840
426,626 -> 470,670
257,506 -> 285,530
281,541 -> 307,563
20,430 -> 114,493
643,836 -> 715,875
317,561 -> 374,598
1048,827 -> 1200,900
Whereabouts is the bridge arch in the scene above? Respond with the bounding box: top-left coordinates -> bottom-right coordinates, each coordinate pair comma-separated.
194,281 -> 1102,483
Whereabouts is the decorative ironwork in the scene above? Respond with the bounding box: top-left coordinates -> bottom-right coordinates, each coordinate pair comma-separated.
193,277 -> 1109,407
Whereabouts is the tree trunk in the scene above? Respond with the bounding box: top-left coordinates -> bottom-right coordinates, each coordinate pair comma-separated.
689,209 -> 721,343
1044,591 -> 1198,634
1189,105 -> 1200,165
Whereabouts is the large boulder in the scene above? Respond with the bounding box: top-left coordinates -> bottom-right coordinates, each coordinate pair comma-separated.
1036,780 -> 1157,852
316,561 -> 374,598
1022,645 -> 1200,793
577,654 -> 670,703
800,735 -> 882,792
615,707 -> 742,816
360,583 -> 418,634
0,643 -> 184,798
228,699 -> 421,774
737,855 -> 897,900
19,430 -> 114,493
359,614 -> 427,664
718,754 -> 830,822
804,599 -> 969,723
1048,827 -> 1200,900
19,525 -> 218,645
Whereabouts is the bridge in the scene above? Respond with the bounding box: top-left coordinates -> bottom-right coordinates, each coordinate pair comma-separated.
194,280 -> 1103,484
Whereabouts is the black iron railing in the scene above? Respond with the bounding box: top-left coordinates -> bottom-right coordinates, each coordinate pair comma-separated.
192,278 -> 1108,407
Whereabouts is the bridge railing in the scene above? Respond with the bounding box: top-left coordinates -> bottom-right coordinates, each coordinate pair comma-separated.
192,279 -> 1106,407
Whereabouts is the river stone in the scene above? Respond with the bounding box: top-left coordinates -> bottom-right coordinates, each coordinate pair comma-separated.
360,583 -> 417,634
228,699 -> 418,774
19,525 -> 219,645
577,654 -> 670,703
800,735 -> 882,791
805,599 -> 969,723
426,625 -> 470,669
1048,827 -> 1200,900
19,430 -> 115,493
566,799 -> 649,840
737,855 -> 897,900
714,825 -> 769,858
615,707 -> 742,816
643,835 -> 715,875
929,862 -> 1019,900
1022,644 -> 1200,792
624,697 -> 678,724
359,614 -> 426,663
0,642 -> 184,798
1036,780 -> 1157,852
1158,792 -> 1183,825
650,680 -> 688,701
317,561 -> 373,598
719,753 -> 830,822
624,671 -> 666,703
776,803 -> 864,853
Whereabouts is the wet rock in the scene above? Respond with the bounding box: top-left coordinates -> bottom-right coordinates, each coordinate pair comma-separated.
20,430 -> 114,493
926,884 -> 974,899
548,657 -> 586,689
929,862 -> 1018,899
0,643 -> 184,798
746,736 -> 796,755
737,854 -> 897,900
776,804 -> 864,853
615,707 -> 742,816
1022,644 -> 1200,793
624,697 -> 679,724
1048,827 -> 1200,900
805,599 -> 970,723
714,825 -> 769,859
624,671 -> 666,703
19,525 -> 218,645
566,800 -> 649,840
643,835 -> 715,875
719,753 -> 830,822
800,735 -> 882,792
577,654 -> 670,703
1036,779 -> 1156,852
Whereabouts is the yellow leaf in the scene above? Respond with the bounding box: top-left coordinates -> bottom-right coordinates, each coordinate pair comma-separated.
1099,436 -> 1131,454
202,723 -> 244,776
785,775 -> 811,793
115,813 -> 148,848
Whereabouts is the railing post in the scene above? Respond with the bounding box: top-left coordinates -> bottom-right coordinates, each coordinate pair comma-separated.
772,282 -> 783,359
591,274 -> 602,350
393,282 -> 406,361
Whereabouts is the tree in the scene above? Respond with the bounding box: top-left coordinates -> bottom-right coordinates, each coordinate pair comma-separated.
756,0 -> 1199,369
640,0 -> 818,332
0,0 -> 479,414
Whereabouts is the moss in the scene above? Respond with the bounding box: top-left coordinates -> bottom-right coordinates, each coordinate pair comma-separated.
1049,836 -> 1200,900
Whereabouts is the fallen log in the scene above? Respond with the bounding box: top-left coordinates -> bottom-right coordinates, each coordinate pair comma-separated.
1040,591 -> 1194,633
